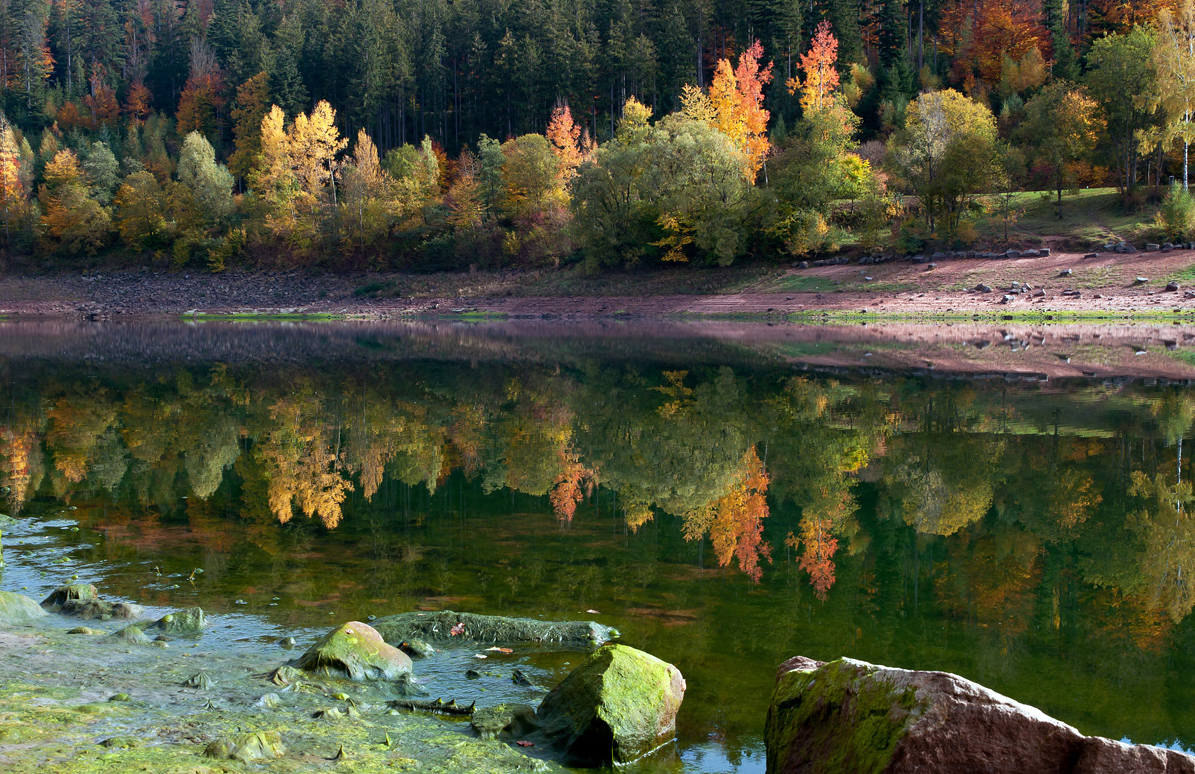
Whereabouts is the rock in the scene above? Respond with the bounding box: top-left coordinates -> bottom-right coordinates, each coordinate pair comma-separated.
108,693 -> 130,702
465,669 -> 482,680
278,636 -> 296,649
99,737 -> 142,749
145,607 -> 206,635
974,284 -> 992,293
1084,252 -> 1099,259
1135,277 -> 1149,285
766,656 -> 1195,774
1023,249 -> 1039,257
1040,248 -> 1051,256
1000,295 -> 1014,304
1032,289 -> 1046,298
262,665 -> 304,686
1125,243 -> 1139,253
1059,268 -> 1072,276
203,731 -> 285,763
535,643 -> 686,765
258,693 -> 282,709
41,584 -> 98,610
926,262 -> 937,270
512,668 -> 535,687
291,621 -> 413,681
1167,281 -> 1181,292
109,625 -> 150,645
398,638 -> 435,658
1147,243 -> 1161,251
472,703 -> 538,741
373,610 -> 618,646
67,626 -> 105,635
796,261 -> 809,269
183,671 -> 215,689
393,673 -> 428,697
0,591 -> 49,626
60,598 -> 140,621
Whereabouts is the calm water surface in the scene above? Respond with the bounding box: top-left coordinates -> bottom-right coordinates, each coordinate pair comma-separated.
3,320 -> 1195,772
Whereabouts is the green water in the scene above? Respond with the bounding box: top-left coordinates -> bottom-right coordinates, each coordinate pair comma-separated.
2,321 -> 1195,771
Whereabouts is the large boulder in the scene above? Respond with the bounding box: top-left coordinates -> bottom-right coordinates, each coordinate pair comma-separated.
371,610 -> 618,646
292,621 -> 413,681
0,591 -> 48,627
766,656 -> 1195,774
534,643 -> 686,765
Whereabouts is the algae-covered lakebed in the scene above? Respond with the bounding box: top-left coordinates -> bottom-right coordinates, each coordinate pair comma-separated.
3,319 -> 1195,772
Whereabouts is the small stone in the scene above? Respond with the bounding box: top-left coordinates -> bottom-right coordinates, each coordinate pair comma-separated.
926,262 -> 937,270
512,669 -> 535,687
1167,281 -> 1181,292
1147,243 -> 1161,251
109,693 -> 131,702
258,693 -> 282,709
99,737 -> 142,749
278,636 -> 297,649
313,707 -> 345,720
465,669 -> 481,679
975,284 -> 992,293
1135,277 -> 1149,285
183,671 -> 215,690
1059,268 -> 1072,276
67,626 -> 104,635
203,732 -> 285,763
398,639 -> 435,659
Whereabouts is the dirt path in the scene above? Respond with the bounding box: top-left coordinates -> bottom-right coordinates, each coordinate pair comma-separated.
2,248 -> 1194,318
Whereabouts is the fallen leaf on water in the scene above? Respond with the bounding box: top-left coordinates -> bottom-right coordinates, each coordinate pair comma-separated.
586,609 -> 600,614
473,654 -> 488,659
450,622 -> 465,636
486,647 -> 513,654
516,741 -> 534,747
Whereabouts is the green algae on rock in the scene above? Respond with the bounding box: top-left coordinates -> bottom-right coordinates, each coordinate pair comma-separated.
534,643 -> 686,766
765,656 -> 1195,774
0,591 -> 49,626
108,624 -> 151,645
202,730 -> 286,762
371,610 -> 618,646
41,584 -> 98,610
471,703 -> 538,741
292,621 -> 413,681
145,607 -> 206,635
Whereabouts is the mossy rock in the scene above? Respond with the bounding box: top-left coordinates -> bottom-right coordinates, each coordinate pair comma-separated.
471,703 -> 538,741
203,731 -> 285,762
0,591 -> 49,627
291,621 -> 413,681
398,638 -> 435,658
534,643 -> 686,765
108,624 -> 151,645
41,584 -> 98,611
144,607 -> 205,635
261,665 -> 304,686
60,598 -> 140,621
764,655 -> 1195,774
372,610 -> 618,646
67,626 -> 105,636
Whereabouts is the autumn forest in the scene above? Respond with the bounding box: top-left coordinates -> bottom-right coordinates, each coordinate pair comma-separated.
0,0 -> 1192,270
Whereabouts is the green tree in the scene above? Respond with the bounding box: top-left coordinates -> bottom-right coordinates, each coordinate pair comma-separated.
114,170 -> 168,249
1019,83 -> 1103,218
887,89 -> 1002,236
81,141 -> 118,205
177,131 -> 234,225
1085,27 -> 1162,197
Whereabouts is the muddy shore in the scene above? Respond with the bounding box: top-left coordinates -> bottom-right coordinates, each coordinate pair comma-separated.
2,249 -> 1195,320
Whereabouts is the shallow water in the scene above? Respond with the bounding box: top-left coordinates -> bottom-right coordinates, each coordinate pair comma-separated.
4,319 -> 1195,771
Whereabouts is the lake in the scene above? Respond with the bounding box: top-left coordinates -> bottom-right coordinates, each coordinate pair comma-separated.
2,319 -> 1195,772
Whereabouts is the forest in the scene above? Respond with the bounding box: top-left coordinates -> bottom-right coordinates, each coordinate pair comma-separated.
0,0 -> 1192,269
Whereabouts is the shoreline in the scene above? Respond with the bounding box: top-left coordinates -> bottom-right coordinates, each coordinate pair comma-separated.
3,248 -> 1195,321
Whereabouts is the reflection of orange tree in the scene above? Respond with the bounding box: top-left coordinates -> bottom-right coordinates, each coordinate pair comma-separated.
549,448 -> 597,525
1,426 -> 36,513
785,485 -> 855,599
683,446 -> 772,582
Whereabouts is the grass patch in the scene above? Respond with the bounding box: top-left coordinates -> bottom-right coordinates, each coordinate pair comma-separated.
972,188 -> 1157,251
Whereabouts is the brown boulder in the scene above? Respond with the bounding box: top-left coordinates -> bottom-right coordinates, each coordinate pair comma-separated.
766,656 -> 1195,774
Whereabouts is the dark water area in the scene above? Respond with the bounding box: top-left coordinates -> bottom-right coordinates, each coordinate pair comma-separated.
3,320 -> 1195,772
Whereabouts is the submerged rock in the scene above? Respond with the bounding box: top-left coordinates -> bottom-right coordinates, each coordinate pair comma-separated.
145,607 -> 206,635
0,591 -> 49,627
41,584 -> 98,610
398,638 -> 435,658
60,598 -> 140,621
66,626 -> 105,635
291,621 -> 413,681
372,610 -> 618,646
535,643 -> 686,765
108,624 -> 151,645
261,665 -> 304,686
472,703 -> 538,741
765,656 -> 1195,774
183,671 -> 215,690
203,731 -> 285,763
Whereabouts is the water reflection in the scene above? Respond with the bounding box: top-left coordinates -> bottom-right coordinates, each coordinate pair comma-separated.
3,323 -> 1195,766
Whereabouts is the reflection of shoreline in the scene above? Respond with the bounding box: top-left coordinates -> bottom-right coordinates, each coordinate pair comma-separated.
2,319 -> 1195,380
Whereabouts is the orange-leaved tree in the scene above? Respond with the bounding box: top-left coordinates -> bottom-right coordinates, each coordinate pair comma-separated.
546,104 -> 584,186
790,21 -> 840,112
707,39 -> 774,180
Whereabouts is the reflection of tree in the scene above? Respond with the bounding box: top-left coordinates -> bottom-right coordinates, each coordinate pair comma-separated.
683,446 -> 772,582
1,426 -> 37,513
46,392 -> 117,483
258,394 -> 354,528
1126,472 -> 1195,622
888,433 -> 1002,536
786,484 -> 855,599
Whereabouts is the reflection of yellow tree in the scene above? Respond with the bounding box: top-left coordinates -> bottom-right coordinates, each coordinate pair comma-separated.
46,394 -> 117,483
257,395 -> 353,528
1127,471 -> 1195,622
684,446 -> 772,582
0,426 -> 36,513
889,435 -> 1002,536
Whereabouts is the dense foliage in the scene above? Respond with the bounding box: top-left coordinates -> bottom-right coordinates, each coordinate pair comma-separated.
0,0 -> 1192,267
